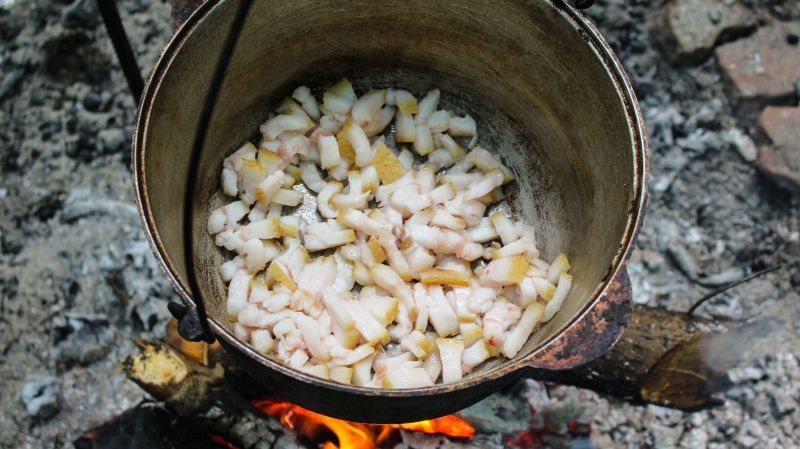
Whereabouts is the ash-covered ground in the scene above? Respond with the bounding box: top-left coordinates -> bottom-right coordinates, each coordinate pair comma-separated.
0,1 -> 798,448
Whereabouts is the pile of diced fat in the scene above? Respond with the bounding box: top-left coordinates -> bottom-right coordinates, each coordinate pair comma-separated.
207,80 -> 572,388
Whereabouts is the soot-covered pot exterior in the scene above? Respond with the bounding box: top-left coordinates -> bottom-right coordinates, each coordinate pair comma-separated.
218,336 -> 523,422
218,273 -> 634,422
131,0 -> 647,422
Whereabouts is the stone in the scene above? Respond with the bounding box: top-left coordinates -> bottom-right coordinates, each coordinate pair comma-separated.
728,366 -> 764,383
51,314 -> 115,366
667,243 -> 699,280
682,427 -> 709,449
640,249 -> 666,271
756,106 -> 800,195
543,399 -> 583,435
272,436 -> 302,449
61,187 -> 139,223
698,266 -> 744,286
132,298 -> 166,331
655,0 -> 754,65
82,91 -> 103,112
0,69 -> 23,101
459,393 -> 531,434
722,128 -> 758,162
0,9 -> 24,41
677,128 -> 724,154
97,128 -> 126,152
737,420 -> 765,448
63,0 -> 100,29
20,376 -> 60,420
716,22 -> 800,101
772,394 -> 797,415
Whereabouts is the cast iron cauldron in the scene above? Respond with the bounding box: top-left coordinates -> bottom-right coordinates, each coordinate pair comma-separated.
133,0 -> 648,423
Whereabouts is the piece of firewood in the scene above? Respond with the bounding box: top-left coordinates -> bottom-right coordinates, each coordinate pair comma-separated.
532,305 -> 772,410
112,337 -> 301,449
78,301 -> 768,447
121,339 -> 226,416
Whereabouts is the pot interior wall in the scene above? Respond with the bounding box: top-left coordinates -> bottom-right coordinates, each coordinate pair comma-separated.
141,0 -> 637,375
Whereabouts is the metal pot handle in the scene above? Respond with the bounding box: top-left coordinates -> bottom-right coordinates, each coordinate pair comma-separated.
104,0 -> 596,101
168,0 -> 595,31
524,266 -> 633,370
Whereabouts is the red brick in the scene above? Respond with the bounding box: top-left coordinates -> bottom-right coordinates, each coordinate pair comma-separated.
756,106 -> 800,195
716,22 -> 800,100
759,106 -> 800,147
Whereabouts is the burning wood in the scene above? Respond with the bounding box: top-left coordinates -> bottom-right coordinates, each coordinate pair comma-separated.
253,398 -> 474,448
120,339 -> 223,416
79,305 -> 763,449
110,322 -> 475,449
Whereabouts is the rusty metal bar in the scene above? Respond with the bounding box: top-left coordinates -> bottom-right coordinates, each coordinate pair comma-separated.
97,0 -> 144,102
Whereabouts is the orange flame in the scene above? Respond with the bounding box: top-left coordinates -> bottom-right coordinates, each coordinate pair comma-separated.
252,398 -> 474,449
398,416 -> 475,437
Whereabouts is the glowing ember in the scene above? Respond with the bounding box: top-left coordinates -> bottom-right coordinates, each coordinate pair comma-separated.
210,434 -> 240,449
252,398 -> 474,449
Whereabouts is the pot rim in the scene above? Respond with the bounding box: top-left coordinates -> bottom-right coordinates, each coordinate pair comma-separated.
132,0 -> 648,398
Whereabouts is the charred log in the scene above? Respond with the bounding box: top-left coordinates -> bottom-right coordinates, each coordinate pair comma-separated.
76,331 -> 301,449
532,305 -> 773,410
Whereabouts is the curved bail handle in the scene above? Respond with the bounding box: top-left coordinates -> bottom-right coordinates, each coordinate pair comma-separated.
525,266 -> 632,370
170,0 -> 594,32
165,0 -> 253,342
